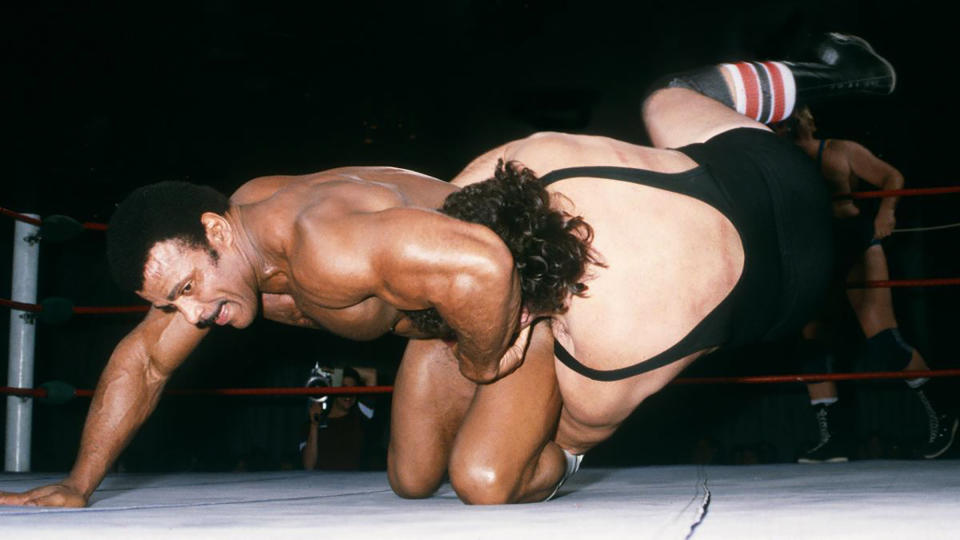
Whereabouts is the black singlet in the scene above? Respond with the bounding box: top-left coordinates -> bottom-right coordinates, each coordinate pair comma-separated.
540,128 -> 832,381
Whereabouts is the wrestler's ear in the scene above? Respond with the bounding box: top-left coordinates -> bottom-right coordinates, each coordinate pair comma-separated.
519,308 -> 550,329
519,308 -> 534,328
200,212 -> 233,249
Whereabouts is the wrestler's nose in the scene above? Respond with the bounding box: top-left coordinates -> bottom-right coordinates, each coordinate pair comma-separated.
176,298 -> 204,325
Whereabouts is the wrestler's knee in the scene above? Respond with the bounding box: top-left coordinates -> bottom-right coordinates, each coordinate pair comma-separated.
448,451 -> 519,505
857,310 -> 893,338
640,87 -> 683,124
387,450 -> 444,499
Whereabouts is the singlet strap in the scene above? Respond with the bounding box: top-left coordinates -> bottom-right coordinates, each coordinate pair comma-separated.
553,291 -> 736,381
539,165 -> 704,188
538,165 -> 735,225
816,139 -> 827,172
554,341 -> 685,381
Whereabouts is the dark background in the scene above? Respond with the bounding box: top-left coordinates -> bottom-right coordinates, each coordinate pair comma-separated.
2,1 -> 958,472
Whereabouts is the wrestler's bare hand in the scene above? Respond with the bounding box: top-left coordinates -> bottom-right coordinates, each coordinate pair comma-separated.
0,483 -> 88,508
874,208 -> 895,239
494,324 -> 534,380
833,200 -> 860,219
455,324 -> 533,384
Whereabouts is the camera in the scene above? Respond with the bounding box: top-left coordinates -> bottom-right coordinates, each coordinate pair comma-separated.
306,362 -> 334,424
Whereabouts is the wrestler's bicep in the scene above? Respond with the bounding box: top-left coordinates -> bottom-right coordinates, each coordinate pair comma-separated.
842,141 -> 902,188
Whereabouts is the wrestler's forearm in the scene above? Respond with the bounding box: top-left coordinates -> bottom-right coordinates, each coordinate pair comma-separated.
445,271 -> 524,383
301,424 -> 320,470
877,173 -> 903,214
64,345 -> 169,499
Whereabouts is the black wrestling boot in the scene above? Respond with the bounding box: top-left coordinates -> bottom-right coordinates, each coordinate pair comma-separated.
915,386 -> 959,459
786,33 -> 896,101
798,402 -> 850,463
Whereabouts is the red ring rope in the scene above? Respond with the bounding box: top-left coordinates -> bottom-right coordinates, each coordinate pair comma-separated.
71,305 -> 149,314
3,185 -> 958,233
3,369 -> 959,400
0,298 -> 42,312
836,186 -> 960,199
4,274 -> 959,318
0,274 -> 948,319
850,278 -> 960,288
0,207 -> 42,226
0,207 -> 104,230
0,298 -> 148,315
674,368 -> 960,384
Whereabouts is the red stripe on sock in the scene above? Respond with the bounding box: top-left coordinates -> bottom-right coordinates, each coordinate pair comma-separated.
762,61 -> 786,122
734,62 -> 760,120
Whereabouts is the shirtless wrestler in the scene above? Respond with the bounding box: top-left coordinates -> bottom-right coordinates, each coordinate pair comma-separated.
0,166 -> 526,507
780,106 -> 958,461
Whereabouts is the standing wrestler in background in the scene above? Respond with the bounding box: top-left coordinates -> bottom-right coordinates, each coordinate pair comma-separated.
779,106 -> 958,461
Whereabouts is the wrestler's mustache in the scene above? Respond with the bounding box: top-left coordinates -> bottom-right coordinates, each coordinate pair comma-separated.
196,301 -> 227,329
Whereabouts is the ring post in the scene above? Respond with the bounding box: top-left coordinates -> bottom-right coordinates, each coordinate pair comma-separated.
5,215 -> 40,472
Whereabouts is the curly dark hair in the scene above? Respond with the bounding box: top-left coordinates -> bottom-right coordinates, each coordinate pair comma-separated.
106,181 -> 230,292
403,160 -> 599,337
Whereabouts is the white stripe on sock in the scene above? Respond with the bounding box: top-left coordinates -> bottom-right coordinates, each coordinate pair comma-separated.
769,61 -> 796,120
721,63 -> 747,116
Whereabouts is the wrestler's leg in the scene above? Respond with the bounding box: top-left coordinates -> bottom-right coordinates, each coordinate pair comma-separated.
388,338 -> 475,498
848,245 -> 896,334
848,245 -> 927,370
448,320 -> 567,504
797,316 -> 852,462
644,33 -> 895,149
643,86 -> 769,150
848,244 -> 957,456
801,320 -> 839,401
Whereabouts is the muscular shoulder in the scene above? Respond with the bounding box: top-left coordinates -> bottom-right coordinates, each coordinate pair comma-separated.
229,167 -> 414,205
509,132 -> 687,175
826,138 -> 871,159
496,132 -> 609,178
230,175 -> 300,205
823,139 -> 880,176
507,132 -> 584,162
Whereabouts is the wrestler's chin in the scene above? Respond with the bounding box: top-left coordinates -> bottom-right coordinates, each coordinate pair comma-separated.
229,304 -> 258,329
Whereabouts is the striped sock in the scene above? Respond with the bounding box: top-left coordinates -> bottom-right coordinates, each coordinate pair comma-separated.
719,61 -> 797,124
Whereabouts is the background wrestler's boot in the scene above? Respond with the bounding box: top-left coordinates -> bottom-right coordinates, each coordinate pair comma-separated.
785,33 -> 896,102
912,379 -> 959,459
798,401 -> 850,463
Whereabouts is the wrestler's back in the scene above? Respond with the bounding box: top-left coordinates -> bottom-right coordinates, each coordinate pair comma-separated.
496,133 -> 746,434
231,167 -> 457,336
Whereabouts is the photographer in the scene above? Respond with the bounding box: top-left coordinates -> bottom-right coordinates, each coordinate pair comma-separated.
300,367 -> 380,470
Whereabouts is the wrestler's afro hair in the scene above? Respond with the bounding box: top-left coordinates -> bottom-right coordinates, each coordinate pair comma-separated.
403,160 -> 600,338
106,181 -> 230,292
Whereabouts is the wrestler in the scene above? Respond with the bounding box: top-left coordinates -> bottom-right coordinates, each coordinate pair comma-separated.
388,33 -> 902,503
779,106 -> 958,461
0,33 -> 890,508
0,166 -> 528,507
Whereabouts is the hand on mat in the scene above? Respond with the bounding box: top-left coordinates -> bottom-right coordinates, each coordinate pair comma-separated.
0,483 -> 87,507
